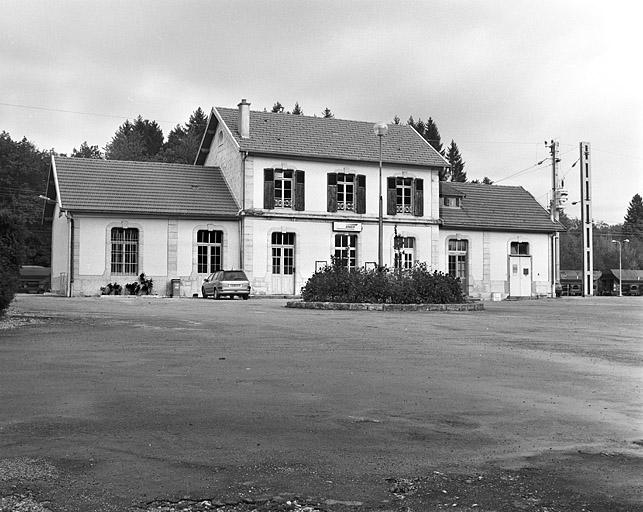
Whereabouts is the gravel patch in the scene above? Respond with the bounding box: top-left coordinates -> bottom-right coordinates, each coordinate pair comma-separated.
0,458 -> 59,482
0,494 -> 53,512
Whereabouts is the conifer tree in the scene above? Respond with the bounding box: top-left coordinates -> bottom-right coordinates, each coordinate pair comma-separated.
322,107 -> 334,118
447,140 -> 466,182
292,102 -> 303,115
623,193 -> 643,239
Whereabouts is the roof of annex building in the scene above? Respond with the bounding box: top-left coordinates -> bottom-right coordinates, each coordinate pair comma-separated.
439,181 -> 564,233
196,105 -> 449,168
48,156 -> 238,217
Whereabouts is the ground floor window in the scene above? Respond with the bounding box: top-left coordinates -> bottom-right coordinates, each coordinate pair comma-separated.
334,234 -> 357,270
447,239 -> 468,289
111,227 -> 139,274
272,232 -> 295,274
394,236 -> 415,270
197,230 -> 223,273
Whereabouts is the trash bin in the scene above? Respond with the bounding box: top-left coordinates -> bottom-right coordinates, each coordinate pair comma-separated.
170,279 -> 181,298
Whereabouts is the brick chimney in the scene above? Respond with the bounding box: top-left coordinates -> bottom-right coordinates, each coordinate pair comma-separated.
238,99 -> 250,139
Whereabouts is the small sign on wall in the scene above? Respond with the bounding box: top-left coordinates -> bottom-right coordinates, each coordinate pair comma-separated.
333,221 -> 362,232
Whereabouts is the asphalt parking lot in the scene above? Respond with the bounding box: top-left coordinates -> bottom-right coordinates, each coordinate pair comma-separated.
0,295 -> 641,511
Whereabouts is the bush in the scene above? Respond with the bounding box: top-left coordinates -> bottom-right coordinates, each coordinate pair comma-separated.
124,273 -> 153,295
100,283 -> 122,295
0,210 -> 24,316
301,260 -> 464,304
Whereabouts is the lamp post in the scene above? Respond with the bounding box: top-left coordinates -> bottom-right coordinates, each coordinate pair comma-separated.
611,238 -> 630,296
373,122 -> 388,268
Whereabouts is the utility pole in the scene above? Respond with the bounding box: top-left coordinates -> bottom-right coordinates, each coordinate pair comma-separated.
579,142 -> 594,296
548,140 -> 562,297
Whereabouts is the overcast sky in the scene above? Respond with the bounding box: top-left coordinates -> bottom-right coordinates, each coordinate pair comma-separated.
2,0 -> 641,224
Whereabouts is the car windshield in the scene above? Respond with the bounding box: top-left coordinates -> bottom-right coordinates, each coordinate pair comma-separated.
221,271 -> 247,281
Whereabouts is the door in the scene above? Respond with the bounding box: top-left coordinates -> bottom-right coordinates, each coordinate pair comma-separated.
509,256 -> 532,297
448,239 -> 468,293
270,232 -> 295,295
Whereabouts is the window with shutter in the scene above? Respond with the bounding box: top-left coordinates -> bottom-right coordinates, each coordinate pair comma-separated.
413,178 -> 424,216
387,177 -> 397,215
264,169 -> 275,209
356,174 -> 366,214
294,170 -> 305,211
327,173 -> 338,212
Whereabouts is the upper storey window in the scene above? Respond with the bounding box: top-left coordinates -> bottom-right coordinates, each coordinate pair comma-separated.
327,172 -> 366,213
264,169 -> 305,211
386,177 -> 424,216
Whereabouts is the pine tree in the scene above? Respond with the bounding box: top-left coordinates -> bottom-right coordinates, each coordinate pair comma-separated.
105,117 -> 164,161
447,140 -> 466,182
156,107 -> 208,164
271,102 -> 284,113
393,115 -> 400,125
322,107 -> 334,119
71,141 -> 102,159
424,117 -> 444,156
292,102 -> 303,115
623,193 -> 643,239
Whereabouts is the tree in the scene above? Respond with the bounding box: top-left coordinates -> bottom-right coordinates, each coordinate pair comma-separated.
424,117 -> 444,156
392,115 -> 400,125
471,177 -> 494,185
0,209 -> 24,316
447,140 -> 466,182
0,132 -> 52,267
104,116 -> 164,161
623,193 -> 643,240
71,141 -> 102,159
271,101 -> 284,113
322,107 -> 334,119
292,102 -> 303,115
156,107 -> 208,164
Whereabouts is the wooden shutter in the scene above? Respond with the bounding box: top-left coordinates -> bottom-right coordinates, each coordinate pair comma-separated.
264,169 -> 274,209
413,178 -> 424,216
294,170 -> 305,211
327,173 -> 337,212
387,177 -> 397,215
356,174 -> 366,214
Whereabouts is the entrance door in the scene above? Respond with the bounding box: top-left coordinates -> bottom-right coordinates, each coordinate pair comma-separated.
270,232 -> 295,295
509,256 -> 532,297
448,239 -> 468,293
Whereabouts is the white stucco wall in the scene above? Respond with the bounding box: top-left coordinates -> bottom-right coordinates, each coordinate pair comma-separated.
438,229 -> 552,299
243,217 -> 438,295
67,215 -> 239,297
50,205 -> 70,295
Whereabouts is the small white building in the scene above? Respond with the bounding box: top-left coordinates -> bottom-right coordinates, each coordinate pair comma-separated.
45,100 -> 562,299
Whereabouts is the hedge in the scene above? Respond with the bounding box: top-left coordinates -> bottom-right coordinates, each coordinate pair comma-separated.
0,209 -> 24,316
301,261 -> 465,304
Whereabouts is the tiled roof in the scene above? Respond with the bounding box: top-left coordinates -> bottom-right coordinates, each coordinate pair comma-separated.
560,270 -> 602,280
213,107 -> 448,168
610,269 -> 643,281
52,156 -> 238,216
439,181 -> 563,233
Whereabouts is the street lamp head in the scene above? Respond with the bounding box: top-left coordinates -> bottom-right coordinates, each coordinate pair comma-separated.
611,240 -> 617,244
373,122 -> 388,137
624,239 -> 630,243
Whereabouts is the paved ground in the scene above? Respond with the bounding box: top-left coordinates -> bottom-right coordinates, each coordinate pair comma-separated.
0,295 -> 641,511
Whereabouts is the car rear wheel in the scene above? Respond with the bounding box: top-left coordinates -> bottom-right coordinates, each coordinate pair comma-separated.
242,295 -> 249,300
213,289 -> 220,300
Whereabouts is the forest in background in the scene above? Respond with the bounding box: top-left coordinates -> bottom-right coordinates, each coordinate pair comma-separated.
1,104 -> 641,270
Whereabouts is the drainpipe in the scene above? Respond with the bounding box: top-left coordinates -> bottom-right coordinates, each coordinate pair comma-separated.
240,151 -> 248,269
66,212 -> 74,297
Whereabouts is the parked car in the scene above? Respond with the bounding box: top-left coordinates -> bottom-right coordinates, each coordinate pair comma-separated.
202,270 -> 251,300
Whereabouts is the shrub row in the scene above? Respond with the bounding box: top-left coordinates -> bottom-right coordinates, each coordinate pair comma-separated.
0,210 -> 24,316
100,273 -> 153,296
301,261 -> 465,304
